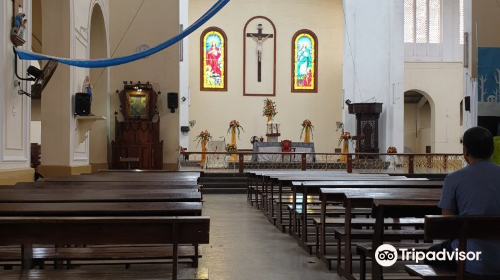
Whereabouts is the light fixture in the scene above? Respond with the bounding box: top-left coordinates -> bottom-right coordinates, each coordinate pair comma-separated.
181,96 -> 187,102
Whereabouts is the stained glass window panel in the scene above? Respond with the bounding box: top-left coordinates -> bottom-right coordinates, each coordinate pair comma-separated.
292,31 -> 317,92
201,28 -> 227,91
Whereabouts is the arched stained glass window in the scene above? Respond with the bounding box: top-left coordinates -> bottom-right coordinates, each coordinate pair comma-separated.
292,30 -> 318,93
200,27 -> 227,91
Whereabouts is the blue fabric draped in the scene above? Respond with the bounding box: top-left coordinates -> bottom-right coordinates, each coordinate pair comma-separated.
15,0 -> 229,68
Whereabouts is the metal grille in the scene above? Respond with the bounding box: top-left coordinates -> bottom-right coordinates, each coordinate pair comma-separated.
404,0 -> 415,43
428,0 -> 441,43
415,0 -> 428,43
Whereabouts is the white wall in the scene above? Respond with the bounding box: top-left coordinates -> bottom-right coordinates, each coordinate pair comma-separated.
109,0 -> 180,168
188,0 -> 344,152
30,121 -> 41,144
405,62 -> 463,153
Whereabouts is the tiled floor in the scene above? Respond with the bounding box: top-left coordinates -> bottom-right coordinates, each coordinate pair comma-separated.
199,194 -> 342,280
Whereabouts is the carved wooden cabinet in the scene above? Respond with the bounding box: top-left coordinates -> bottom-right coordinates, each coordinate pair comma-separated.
111,83 -> 163,169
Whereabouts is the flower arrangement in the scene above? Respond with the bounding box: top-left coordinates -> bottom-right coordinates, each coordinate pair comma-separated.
227,120 -> 245,139
262,98 -> 277,118
194,130 -> 212,147
300,119 -> 314,140
387,146 -> 398,153
338,131 -> 351,146
225,144 -> 238,152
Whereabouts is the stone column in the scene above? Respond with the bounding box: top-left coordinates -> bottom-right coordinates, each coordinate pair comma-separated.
0,0 -> 35,184
37,0 -> 92,177
342,0 -> 404,152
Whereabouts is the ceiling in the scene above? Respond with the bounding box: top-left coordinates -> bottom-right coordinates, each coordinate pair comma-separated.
404,91 -> 427,104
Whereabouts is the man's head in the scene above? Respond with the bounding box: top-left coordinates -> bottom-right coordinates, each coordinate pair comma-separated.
463,126 -> 494,161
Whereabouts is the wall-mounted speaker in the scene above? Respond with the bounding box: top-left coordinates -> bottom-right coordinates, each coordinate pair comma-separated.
167,92 -> 178,113
75,92 -> 91,116
464,96 -> 470,112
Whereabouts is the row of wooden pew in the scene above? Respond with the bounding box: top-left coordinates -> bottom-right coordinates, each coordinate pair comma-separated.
0,171 -> 210,280
247,170 -> 500,280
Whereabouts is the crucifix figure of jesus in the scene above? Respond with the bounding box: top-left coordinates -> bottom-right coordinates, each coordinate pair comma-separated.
246,23 -> 273,82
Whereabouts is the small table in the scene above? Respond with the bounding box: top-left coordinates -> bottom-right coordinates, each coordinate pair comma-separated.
119,157 -> 139,170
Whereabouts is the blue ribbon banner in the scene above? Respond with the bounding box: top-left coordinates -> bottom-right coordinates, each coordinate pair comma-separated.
15,0 -> 229,68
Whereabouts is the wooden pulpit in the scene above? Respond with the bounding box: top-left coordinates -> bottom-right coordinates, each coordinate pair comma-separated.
348,103 -> 383,153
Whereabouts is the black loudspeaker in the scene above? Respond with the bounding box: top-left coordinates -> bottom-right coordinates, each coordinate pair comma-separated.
167,92 -> 178,113
464,96 -> 470,112
75,92 -> 91,116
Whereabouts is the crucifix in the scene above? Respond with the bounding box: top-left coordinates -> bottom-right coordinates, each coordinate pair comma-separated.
246,24 -> 273,82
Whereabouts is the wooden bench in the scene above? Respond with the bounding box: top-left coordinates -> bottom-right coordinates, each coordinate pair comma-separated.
319,188 -> 441,279
31,245 -> 202,269
0,216 -> 210,280
0,189 -> 202,203
405,215 -> 500,280
0,266 -> 209,280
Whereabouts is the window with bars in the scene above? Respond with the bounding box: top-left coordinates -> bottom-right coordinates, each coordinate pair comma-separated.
404,0 -> 441,43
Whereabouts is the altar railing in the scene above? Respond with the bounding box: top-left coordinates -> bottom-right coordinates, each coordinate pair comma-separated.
178,152 -> 465,174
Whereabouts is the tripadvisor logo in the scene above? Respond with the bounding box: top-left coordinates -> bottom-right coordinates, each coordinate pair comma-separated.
375,244 -> 398,267
375,244 -> 482,267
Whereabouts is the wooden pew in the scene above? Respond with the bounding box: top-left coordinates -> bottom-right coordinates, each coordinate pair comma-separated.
256,173 -> 411,231
0,172 -> 204,269
13,181 -> 200,190
246,171 -> 354,209
0,266 -> 209,280
0,190 -> 201,203
293,181 -> 441,252
265,174 -> 400,222
405,216 -> 500,280
0,202 -> 202,216
44,173 -> 200,182
355,199 -> 441,280
319,187 -> 441,279
0,216 -> 210,280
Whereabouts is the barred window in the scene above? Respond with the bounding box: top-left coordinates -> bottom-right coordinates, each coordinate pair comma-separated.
404,0 -> 441,43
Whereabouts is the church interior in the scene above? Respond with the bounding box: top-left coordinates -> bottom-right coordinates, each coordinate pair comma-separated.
0,0 -> 500,279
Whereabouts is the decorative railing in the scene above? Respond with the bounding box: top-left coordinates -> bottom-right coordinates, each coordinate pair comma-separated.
179,152 -> 465,174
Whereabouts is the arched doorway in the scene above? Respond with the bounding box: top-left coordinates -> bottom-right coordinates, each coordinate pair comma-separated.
89,3 -> 110,171
404,90 -> 435,153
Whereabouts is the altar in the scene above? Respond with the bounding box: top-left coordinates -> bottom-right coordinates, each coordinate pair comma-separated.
251,142 -> 315,162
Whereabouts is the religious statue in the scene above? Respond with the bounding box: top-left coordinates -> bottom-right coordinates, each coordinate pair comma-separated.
248,25 -> 272,63
11,13 -> 27,41
206,40 -> 222,77
246,23 -> 274,82
82,76 -> 93,114
83,76 -> 93,101
14,13 -> 26,29
17,19 -> 28,39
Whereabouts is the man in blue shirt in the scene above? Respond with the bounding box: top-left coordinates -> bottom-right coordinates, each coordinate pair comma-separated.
426,126 -> 500,275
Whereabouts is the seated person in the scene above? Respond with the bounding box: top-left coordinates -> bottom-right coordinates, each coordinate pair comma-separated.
426,126 -> 500,275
